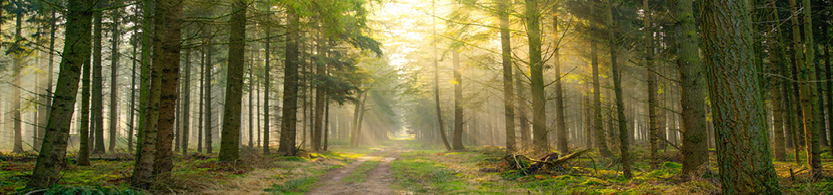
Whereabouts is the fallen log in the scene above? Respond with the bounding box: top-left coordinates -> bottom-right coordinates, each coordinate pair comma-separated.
503,149 -> 593,173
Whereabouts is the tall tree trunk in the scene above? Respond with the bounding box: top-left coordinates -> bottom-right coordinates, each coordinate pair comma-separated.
645,0 -> 659,169
197,28 -> 206,153
826,37 -> 833,157
93,6 -> 105,154
182,48 -> 190,156
79,48 -> 92,166
11,12 -> 23,154
263,18 -> 271,154
127,4 -> 139,154
525,0 -> 547,154
248,64 -> 254,147
553,10 -> 568,155
591,42 -> 611,157
674,0 -> 709,175
108,0 -> 121,152
699,0 -> 781,192
497,0 -> 515,153
799,0 -> 821,179
279,9 -> 300,156
431,0 -> 452,151
606,1 -> 631,178
452,50 -> 464,150
25,0 -> 93,188
312,21 -> 326,152
219,0 -> 246,161
204,26 -> 213,154
152,0 -> 183,177
765,0 -> 787,162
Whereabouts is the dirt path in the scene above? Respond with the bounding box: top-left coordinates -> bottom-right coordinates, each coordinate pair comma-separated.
306,149 -> 400,195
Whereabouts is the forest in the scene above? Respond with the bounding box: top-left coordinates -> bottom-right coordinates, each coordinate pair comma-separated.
0,0 -> 832,194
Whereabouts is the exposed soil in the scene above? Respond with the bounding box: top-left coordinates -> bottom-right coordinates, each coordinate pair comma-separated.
306,148 -> 401,195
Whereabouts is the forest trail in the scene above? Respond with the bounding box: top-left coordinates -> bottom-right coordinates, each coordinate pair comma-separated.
306,144 -> 403,195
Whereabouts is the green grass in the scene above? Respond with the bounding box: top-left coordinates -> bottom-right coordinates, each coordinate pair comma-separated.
342,160 -> 381,184
264,176 -> 319,195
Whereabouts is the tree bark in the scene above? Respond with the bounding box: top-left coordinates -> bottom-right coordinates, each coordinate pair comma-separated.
219,0 -> 246,161
606,1 -> 630,178
279,8 -> 300,156
452,50 -> 465,151
553,10 -> 567,155
699,0 -> 781,192
674,0 -> 709,175
93,6 -> 105,154
497,0 -> 515,153
525,0 -> 548,154
645,0 -> 659,169
591,42 -> 611,157
108,0 -> 122,152
25,0 -> 92,189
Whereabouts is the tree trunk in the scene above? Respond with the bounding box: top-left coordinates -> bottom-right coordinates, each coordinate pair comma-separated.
591,42 -> 611,157
248,64 -> 254,147
699,0 -> 781,192
219,0 -> 246,161
606,1 -> 630,178
127,4 -> 139,154
11,12 -> 23,154
204,26 -> 213,154
279,9 -> 300,156
79,47 -> 92,166
764,0 -> 787,162
799,0 -> 821,179
497,0 -> 515,153
312,21 -> 326,152
452,50 -> 464,151
525,0 -> 547,154
431,0 -> 452,151
197,37 -> 205,153
93,7 -> 105,154
645,0 -> 659,169
263,18 -> 271,154
108,0 -> 121,152
25,0 -> 93,189
182,48 -> 190,156
553,10 -> 567,155
674,0 -> 709,175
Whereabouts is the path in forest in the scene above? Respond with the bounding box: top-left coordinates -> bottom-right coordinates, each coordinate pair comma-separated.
306,146 -> 402,195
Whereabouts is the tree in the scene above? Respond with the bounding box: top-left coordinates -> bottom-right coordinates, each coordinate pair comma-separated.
108,0 -> 122,152
263,5 -> 272,154
452,49 -> 464,151
765,0 -> 787,162
591,41 -> 611,157
699,0 -> 781,193
552,5 -> 568,155
431,0 -> 452,151
644,0 -> 659,169
673,0 -> 709,175
10,7 -> 24,154
525,0 -> 548,154
606,0 -> 630,179
219,0 -> 247,161
25,0 -> 93,189
496,0 -> 515,153
279,7 -> 300,156
92,0 -> 105,154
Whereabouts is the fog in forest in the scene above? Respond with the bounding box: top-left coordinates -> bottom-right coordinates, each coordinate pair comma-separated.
0,0 -> 831,194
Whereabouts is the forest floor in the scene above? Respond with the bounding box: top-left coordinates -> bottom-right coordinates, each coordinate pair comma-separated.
2,140 -> 833,194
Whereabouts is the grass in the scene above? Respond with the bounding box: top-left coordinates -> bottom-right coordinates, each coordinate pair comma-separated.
264,176 -> 319,195
342,159 -> 381,184
387,144 -> 833,195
